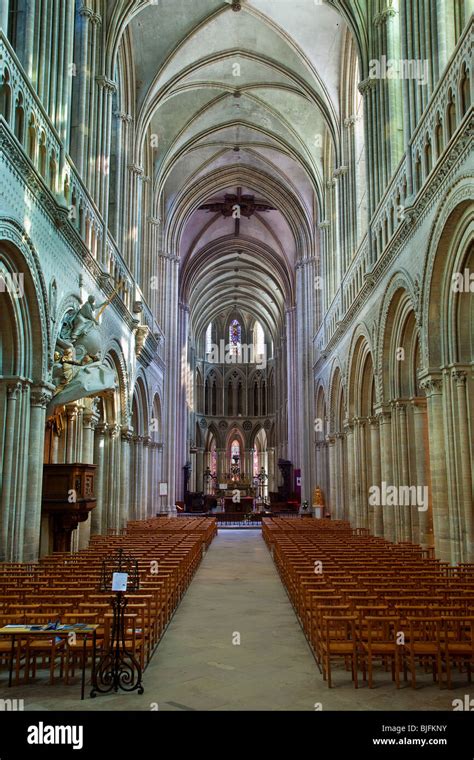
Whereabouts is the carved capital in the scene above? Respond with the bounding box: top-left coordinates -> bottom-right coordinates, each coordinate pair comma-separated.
358,77 -> 377,97
65,403 -> 79,420
128,164 -> 144,177
79,6 -> 94,19
343,419 -> 354,435
333,165 -> 348,178
374,7 -> 397,26
120,426 -> 133,443
114,111 -> 133,123
451,369 -> 467,386
343,115 -> 359,129
31,386 -> 53,408
83,411 -> 99,429
96,76 -> 116,94
95,422 -> 108,436
7,382 -> 23,401
419,376 -> 443,396
108,424 -> 120,439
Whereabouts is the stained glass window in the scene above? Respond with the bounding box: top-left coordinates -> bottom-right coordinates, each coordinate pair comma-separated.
210,440 -> 217,477
231,439 -> 240,461
229,319 -> 241,355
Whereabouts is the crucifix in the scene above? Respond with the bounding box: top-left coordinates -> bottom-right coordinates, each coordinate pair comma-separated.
199,187 -> 276,236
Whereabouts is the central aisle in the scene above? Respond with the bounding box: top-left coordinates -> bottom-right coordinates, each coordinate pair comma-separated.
146,529 -> 319,711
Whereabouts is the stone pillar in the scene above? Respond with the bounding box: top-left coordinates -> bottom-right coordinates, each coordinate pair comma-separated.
452,371 -> 473,561
354,417 -> 368,528
377,407 -> 395,542
143,435 -> 151,518
0,1 -> 10,33
196,448 -> 204,495
368,416 -> 383,537
92,422 -> 107,534
217,449 -> 226,481
0,383 -> 22,560
65,404 -> 78,463
78,401 -> 99,550
396,402 -> 413,542
411,398 -> 433,549
23,385 -> 52,562
420,376 -> 450,561
82,401 -> 98,463
334,434 -> 345,521
327,435 -> 336,517
344,420 -> 356,527
119,427 -> 132,528
132,435 -> 143,520
105,424 -> 120,532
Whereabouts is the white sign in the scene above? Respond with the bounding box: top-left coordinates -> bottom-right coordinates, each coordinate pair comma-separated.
219,483 -> 228,490
159,482 -> 168,496
112,572 -> 128,591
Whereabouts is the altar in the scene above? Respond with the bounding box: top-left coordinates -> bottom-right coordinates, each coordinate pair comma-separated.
223,496 -> 255,513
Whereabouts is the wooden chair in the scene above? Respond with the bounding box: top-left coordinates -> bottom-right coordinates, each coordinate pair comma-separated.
320,614 -> 359,688
360,616 -> 402,688
442,615 -> 474,689
403,616 -> 443,689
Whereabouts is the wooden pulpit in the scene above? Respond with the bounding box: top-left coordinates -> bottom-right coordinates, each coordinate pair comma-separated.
42,463 -> 97,552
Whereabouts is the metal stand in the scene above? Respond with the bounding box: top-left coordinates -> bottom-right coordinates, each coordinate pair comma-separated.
91,549 -> 144,697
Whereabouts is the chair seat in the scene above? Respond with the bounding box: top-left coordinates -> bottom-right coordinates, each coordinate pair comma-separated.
321,642 -> 355,654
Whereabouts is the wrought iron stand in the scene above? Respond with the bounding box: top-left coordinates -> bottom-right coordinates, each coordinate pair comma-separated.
90,548 -> 144,697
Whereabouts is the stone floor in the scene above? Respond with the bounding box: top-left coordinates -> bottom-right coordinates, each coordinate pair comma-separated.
0,530 -> 461,711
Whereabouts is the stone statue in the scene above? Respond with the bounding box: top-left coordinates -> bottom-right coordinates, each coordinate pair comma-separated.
47,292 -> 119,418
70,295 -> 108,342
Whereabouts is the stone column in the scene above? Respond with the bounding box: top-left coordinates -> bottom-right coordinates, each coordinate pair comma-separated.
132,435 -> 143,520
368,416 -> 383,537
23,385 -> 52,562
65,403 -> 79,463
91,422 -> 107,534
142,435 -> 151,518
127,165 -> 144,277
119,427 -> 133,528
452,370 -> 473,561
344,420 -> 356,527
217,449 -> 226,481
82,401 -> 99,464
411,398 -> 433,549
327,435 -> 336,517
196,448 -> 204,495
0,383 -> 22,560
0,1 -> 9,33
78,401 -> 99,549
376,407 -> 395,542
105,424 -> 120,533
334,433 -> 345,521
420,376 -> 450,561
396,402 -> 413,542
72,5 -> 93,174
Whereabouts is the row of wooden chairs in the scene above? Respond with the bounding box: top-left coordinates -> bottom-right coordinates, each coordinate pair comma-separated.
0,518 -> 217,687
262,518 -> 474,689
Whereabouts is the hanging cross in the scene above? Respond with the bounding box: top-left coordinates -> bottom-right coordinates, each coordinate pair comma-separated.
199,187 -> 276,236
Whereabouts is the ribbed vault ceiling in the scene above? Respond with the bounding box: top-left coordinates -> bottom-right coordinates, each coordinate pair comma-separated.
126,0 -> 347,343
